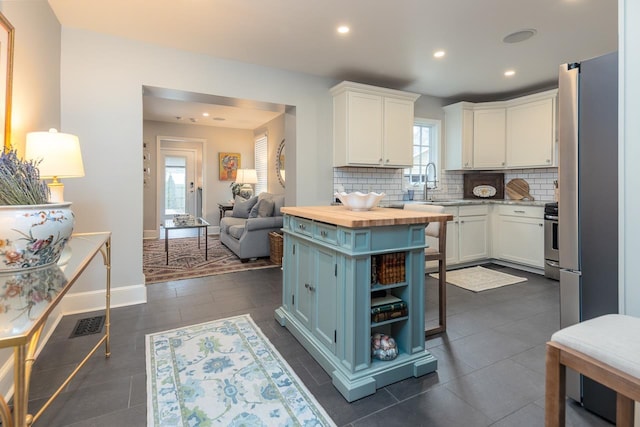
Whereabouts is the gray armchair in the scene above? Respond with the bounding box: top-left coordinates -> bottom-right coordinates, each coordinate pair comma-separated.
219,192 -> 284,262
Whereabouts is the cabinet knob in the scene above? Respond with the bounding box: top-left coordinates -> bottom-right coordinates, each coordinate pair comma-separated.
546,159 -> 551,163
539,223 -> 543,227
501,162 -> 505,166
460,220 -> 464,224
308,285 -> 315,292
385,159 -> 389,163
320,230 -> 327,237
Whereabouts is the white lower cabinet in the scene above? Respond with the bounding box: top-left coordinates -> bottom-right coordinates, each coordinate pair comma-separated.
458,205 -> 490,262
493,205 -> 545,268
426,205 -> 489,267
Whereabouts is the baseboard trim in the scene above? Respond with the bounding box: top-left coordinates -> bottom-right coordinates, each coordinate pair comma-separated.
144,229 -> 158,239
61,284 -> 147,314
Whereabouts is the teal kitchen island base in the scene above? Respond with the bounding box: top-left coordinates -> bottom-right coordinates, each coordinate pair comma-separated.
275,206 -> 452,402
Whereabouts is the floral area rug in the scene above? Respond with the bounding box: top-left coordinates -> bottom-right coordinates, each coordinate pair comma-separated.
146,314 -> 336,427
143,236 -> 277,284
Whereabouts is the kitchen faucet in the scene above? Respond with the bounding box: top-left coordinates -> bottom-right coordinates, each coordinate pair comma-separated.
423,162 -> 438,200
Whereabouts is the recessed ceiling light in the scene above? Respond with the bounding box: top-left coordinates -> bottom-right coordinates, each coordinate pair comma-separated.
202,112 -> 210,117
337,25 -> 350,34
504,70 -> 516,77
503,29 -> 537,44
433,50 -> 446,58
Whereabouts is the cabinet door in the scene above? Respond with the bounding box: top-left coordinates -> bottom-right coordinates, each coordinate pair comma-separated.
313,247 -> 337,352
495,216 -> 545,267
383,97 -> 414,167
346,92 -> 383,165
458,215 -> 489,262
444,103 -> 474,170
473,108 -> 506,168
506,97 -> 555,167
293,240 -> 313,329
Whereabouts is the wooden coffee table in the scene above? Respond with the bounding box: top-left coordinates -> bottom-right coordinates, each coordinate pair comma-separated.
162,217 -> 210,265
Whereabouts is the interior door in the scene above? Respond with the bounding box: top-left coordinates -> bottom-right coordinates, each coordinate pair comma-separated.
159,148 -> 196,222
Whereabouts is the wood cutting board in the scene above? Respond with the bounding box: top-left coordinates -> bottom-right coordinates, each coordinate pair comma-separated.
505,178 -> 535,200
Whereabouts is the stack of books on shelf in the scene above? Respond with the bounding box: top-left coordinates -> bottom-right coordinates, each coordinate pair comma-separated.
375,252 -> 406,285
371,293 -> 407,323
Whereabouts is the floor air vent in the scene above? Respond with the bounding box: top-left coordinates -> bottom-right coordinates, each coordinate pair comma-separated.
70,315 -> 105,338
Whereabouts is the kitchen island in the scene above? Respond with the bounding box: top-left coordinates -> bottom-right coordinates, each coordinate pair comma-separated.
274,206 -> 452,401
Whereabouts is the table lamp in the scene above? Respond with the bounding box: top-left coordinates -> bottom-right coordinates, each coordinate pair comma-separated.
235,169 -> 257,199
25,128 -> 85,203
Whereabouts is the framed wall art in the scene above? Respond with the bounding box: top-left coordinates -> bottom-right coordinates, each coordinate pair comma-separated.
0,12 -> 14,151
219,152 -> 241,181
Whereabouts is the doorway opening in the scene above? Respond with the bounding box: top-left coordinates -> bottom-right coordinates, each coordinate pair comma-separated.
155,136 -> 205,239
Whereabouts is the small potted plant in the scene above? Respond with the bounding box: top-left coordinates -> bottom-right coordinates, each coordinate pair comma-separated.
230,181 -> 241,199
0,149 -> 75,272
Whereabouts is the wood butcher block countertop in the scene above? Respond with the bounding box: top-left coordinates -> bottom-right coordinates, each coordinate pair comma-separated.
281,206 -> 453,228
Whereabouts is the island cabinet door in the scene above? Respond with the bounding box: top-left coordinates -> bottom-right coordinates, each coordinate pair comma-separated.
313,247 -> 337,353
293,240 -> 313,330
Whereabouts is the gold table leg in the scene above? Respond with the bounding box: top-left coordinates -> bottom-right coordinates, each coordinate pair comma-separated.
11,323 -> 44,426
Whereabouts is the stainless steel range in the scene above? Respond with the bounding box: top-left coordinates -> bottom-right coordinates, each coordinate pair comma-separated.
544,202 -> 559,280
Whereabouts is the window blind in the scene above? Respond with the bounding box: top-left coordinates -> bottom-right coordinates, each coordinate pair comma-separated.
255,135 -> 268,195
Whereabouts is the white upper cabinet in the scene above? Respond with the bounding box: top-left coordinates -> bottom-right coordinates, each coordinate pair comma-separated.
331,81 -> 419,167
443,89 -> 557,170
473,107 -> 506,169
506,92 -> 557,168
443,102 -> 474,170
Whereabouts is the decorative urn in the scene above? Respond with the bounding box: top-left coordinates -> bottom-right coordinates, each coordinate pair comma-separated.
0,203 -> 74,272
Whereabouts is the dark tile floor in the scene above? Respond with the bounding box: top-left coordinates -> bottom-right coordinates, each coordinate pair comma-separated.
26,264 -> 614,426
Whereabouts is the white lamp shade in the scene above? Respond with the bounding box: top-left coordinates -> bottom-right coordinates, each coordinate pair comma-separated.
25,128 -> 85,179
235,169 -> 258,184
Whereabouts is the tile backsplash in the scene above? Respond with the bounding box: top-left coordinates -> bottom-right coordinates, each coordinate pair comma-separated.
333,167 -> 558,204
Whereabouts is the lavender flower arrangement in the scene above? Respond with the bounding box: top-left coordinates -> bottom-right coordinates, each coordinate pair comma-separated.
0,149 -> 50,205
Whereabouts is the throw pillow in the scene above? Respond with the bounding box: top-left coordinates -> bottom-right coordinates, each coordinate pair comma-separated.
248,198 -> 274,218
232,196 -> 258,219
257,199 -> 274,217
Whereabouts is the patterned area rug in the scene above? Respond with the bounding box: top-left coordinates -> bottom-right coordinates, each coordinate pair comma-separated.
430,266 -> 527,292
143,236 -> 277,284
146,314 -> 336,426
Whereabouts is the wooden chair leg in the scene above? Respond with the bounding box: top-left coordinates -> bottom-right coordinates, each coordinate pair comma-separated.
545,344 -> 566,427
438,258 -> 446,332
616,393 -> 634,427
425,256 -> 447,337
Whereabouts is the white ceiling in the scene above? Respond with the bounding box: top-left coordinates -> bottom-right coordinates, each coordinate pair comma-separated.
49,0 -> 617,129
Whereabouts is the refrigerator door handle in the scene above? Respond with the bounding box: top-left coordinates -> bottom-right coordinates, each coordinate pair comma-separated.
558,63 -> 580,271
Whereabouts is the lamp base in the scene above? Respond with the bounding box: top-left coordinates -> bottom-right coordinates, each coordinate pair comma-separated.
239,184 -> 254,199
47,181 -> 65,203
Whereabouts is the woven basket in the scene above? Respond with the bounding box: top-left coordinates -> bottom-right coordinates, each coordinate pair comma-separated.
269,231 -> 283,265
376,252 -> 406,285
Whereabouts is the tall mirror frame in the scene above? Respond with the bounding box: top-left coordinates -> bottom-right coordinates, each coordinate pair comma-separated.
0,12 -> 14,151
276,139 -> 285,188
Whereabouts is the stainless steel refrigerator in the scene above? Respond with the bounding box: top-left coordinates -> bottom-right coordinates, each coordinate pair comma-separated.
558,51 -> 618,423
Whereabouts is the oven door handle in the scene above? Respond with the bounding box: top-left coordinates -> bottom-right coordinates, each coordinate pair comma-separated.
545,215 -> 558,221
545,260 -> 560,267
